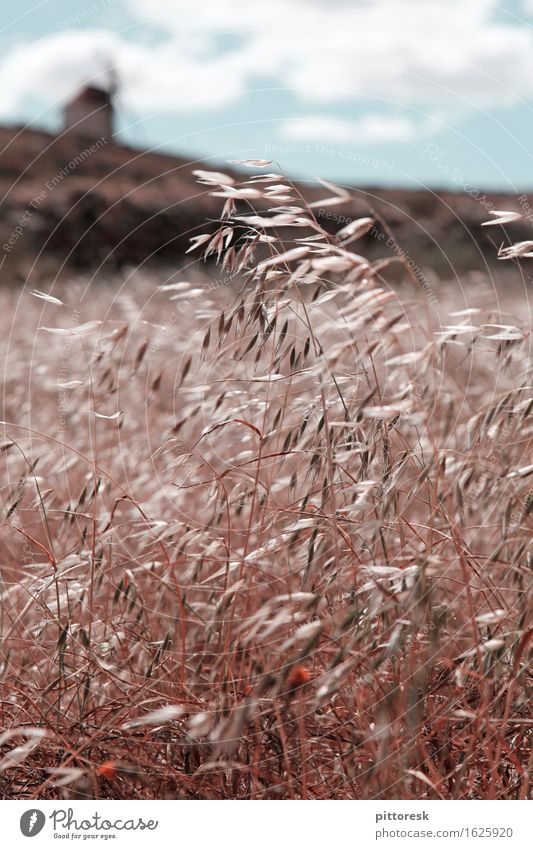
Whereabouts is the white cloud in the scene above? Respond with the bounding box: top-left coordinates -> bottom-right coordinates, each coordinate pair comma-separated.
280,114 -> 421,145
0,0 -> 532,134
128,0 -> 533,107
0,29 -> 249,122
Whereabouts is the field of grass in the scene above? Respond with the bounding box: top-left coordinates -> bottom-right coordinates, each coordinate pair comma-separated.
0,169 -> 531,799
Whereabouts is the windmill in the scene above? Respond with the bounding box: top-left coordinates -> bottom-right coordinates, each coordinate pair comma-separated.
63,53 -> 119,143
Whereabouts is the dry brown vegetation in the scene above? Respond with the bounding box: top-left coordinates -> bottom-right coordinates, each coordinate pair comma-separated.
0,166 -> 531,800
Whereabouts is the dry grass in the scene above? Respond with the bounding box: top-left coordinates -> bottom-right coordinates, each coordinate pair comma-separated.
0,167 -> 531,800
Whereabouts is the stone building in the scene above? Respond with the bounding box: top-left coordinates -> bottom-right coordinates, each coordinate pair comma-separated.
63,86 -> 113,142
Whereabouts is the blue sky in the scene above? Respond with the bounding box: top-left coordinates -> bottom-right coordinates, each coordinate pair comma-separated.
1,0 -> 533,190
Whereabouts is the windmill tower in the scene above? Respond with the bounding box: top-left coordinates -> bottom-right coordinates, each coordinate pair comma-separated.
63,62 -> 118,143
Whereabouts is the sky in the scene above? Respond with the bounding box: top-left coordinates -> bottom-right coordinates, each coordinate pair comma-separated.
1,0 -> 533,190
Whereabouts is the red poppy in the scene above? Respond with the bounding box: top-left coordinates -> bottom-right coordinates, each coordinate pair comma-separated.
287,665 -> 311,690
96,760 -> 117,779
